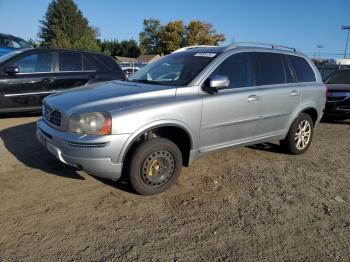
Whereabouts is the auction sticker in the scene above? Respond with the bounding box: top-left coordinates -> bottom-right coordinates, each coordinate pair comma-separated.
194,53 -> 217,57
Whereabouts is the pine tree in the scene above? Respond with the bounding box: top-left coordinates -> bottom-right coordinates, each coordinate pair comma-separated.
38,0 -> 99,51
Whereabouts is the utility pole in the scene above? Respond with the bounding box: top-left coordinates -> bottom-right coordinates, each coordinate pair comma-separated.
342,25 -> 350,58
317,44 -> 323,60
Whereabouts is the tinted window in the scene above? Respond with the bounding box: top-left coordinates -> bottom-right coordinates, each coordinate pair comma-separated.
325,70 -> 350,84
0,37 -> 11,47
288,55 -> 315,82
282,55 -> 294,83
83,54 -> 97,71
59,52 -> 82,71
86,54 -> 117,72
211,52 -> 253,88
254,52 -> 286,85
12,52 -> 54,73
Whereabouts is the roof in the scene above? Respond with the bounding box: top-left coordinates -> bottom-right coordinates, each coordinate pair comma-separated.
114,56 -> 137,64
137,54 -> 161,63
17,47 -> 111,56
173,43 -> 303,57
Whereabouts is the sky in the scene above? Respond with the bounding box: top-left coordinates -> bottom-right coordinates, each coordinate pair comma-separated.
0,0 -> 349,58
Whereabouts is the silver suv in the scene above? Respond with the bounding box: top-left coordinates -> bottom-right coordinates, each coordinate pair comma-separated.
37,43 -> 326,195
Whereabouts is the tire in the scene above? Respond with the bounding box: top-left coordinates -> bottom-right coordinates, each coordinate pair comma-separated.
280,113 -> 314,155
128,138 -> 183,195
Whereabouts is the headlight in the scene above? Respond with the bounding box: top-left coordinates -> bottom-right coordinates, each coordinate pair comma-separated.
68,112 -> 112,135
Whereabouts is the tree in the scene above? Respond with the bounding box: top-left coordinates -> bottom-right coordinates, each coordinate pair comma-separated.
114,39 -> 140,58
139,19 -> 163,54
38,0 -> 99,51
98,39 -> 141,58
162,20 -> 186,54
139,19 -> 226,54
185,20 -> 226,46
27,38 -> 38,48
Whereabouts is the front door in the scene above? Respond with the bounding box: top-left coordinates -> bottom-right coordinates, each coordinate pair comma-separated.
0,51 -> 55,112
199,52 -> 261,153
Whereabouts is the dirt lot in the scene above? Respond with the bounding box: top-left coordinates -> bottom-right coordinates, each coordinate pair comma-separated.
0,115 -> 349,261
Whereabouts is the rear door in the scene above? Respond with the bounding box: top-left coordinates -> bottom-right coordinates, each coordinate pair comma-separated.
252,52 -> 301,136
53,51 -> 93,92
0,51 -> 55,111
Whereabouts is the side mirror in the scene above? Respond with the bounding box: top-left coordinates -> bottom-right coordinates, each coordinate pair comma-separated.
4,66 -> 19,75
203,74 -> 230,93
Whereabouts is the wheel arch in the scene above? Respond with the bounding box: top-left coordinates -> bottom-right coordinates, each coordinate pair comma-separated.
118,120 -> 195,166
287,105 -> 319,132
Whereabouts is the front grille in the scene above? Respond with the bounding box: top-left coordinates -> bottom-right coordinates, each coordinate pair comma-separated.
327,96 -> 347,102
43,105 -> 62,127
67,141 -> 109,148
327,92 -> 350,102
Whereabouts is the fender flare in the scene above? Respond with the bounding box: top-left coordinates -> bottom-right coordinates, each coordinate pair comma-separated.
286,103 -> 319,132
117,119 -> 195,163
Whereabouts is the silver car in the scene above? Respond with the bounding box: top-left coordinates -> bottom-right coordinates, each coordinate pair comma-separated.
37,43 -> 326,195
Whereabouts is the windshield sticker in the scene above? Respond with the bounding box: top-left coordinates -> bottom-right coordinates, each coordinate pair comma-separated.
194,53 -> 217,57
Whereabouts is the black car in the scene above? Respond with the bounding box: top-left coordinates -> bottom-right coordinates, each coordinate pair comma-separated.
317,64 -> 350,81
324,69 -> 350,118
0,48 -> 124,113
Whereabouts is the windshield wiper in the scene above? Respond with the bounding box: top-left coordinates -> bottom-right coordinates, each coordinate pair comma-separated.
128,79 -> 162,85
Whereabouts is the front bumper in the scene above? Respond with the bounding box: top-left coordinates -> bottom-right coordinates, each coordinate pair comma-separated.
325,98 -> 350,116
36,118 -> 130,180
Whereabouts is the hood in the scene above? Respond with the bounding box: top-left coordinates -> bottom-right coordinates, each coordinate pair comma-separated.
45,80 -> 177,114
326,84 -> 350,92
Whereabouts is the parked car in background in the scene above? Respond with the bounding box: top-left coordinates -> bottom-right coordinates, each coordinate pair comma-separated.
317,64 -> 350,81
324,69 -> 350,118
0,33 -> 32,57
37,43 -> 326,195
122,66 -> 140,78
0,48 -> 124,113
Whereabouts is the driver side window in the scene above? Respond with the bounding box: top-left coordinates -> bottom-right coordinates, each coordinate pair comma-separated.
12,52 -> 54,73
212,52 -> 253,89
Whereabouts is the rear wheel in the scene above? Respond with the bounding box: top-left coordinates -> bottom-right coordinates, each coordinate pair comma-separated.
280,113 -> 314,155
128,138 -> 183,195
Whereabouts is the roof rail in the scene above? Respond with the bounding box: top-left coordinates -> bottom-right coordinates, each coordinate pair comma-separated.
172,45 -> 220,53
224,42 -> 299,52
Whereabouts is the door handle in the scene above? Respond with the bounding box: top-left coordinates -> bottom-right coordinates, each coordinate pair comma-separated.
290,90 -> 300,97
42,77 -> 55,83
248,95 -> 260,103
89,74 -> 97,80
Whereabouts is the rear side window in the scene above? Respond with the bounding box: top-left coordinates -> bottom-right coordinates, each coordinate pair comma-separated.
88,54 -> 120,72
59,52 -> 82,71
288,55 -> 315,82
211,52 -> 253,89
253,52 -> 286,85
83,54 -> 97,71
87,54 -> 123,78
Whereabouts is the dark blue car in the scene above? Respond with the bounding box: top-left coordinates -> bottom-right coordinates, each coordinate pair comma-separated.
0,33 -> 32,57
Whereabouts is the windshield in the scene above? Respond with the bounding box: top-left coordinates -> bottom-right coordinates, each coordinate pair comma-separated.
325,70 -> 350,84
12,38 -> 32,49
128,52 -> 218,86
0,50 -> 23,63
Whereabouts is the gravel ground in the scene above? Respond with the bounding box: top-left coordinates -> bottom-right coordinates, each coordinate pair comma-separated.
0,115 -> 349,261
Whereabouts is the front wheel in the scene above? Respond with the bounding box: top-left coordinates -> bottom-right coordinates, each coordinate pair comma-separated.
280,113 -> 314,155
128,138 -> 183,195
